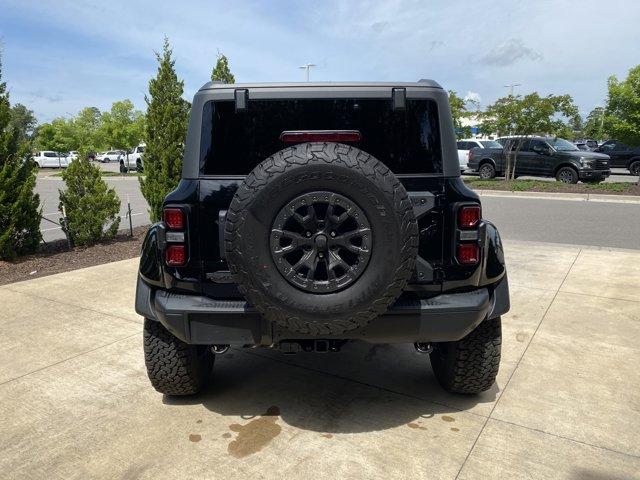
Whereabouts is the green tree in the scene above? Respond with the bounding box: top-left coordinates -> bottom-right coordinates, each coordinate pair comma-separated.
99,100 -> 145,151
0,55 -> 41,259
140,38 -> 190,222
9,103 -> 37,143
448,90 -> 471,139
74,106 -> 104,151
211,52 -> 235,83
480,92 -> 578,179
604,65 -> 640,146
58,148 -> 120,246
584,106 -> 606,140
35,117 -> 77,152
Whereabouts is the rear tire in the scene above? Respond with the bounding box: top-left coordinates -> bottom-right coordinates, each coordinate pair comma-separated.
630,160 -> 640,177
430,317 -> 502,394
479,162 -> 496,180
143,318 -> 214,396
556,166 -> 578,184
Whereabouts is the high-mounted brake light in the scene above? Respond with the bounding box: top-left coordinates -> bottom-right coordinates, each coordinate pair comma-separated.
163,208 -> 184,230
458,205 -> 481,229
280,130 -> 362,143
165,245 -> 186,266
457,244 -> 479,264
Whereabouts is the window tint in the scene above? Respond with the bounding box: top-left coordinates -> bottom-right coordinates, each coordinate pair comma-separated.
480,140 -> 502,148
138,146 -> 145,153
201,98 -> 442,175
529,139 -> 547,152
456,141 -> 465,149
44,152 -> 57,157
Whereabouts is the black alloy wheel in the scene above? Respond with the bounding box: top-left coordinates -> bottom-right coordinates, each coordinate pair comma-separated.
270,191 -> 372,293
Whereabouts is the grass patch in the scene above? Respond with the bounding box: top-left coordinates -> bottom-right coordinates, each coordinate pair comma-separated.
463,178 -> 640,195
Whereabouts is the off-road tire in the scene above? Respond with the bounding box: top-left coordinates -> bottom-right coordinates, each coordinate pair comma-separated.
430,317 -> 502,394
556,166 -> 578,184
143,318 -> 214,396
225,142 -> 418,336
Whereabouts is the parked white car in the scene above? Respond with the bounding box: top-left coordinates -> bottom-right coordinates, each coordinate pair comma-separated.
67,151 -> 78,161
121,144 -> 145,171
456,139 -> 502,172
33,151 -> 70,168
97,150 -> 124,163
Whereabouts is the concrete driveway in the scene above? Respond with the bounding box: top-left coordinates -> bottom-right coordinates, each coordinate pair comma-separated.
1,240 -> 639,479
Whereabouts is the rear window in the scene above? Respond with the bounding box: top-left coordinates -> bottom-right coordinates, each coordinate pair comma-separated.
200,98 -> 442,175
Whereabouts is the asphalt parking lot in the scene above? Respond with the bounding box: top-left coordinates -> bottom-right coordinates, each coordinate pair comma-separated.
1,239 -> 639,479
36,164 -> 640,246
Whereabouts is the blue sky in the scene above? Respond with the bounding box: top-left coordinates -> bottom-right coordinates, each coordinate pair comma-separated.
1,0 -> 638,123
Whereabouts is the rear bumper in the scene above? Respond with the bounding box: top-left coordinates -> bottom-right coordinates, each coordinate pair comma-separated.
135,274 -> 509,345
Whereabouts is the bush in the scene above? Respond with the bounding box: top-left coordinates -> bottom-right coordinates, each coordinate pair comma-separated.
0,157 -> 41,258
0,56 -> 41,259
58,150 -> 120,246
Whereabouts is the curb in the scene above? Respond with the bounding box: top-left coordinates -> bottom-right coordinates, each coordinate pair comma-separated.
474,189 -> 640,204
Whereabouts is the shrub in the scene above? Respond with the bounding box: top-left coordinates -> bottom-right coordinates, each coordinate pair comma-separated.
0,56 -> 41,259
58,150 -> 120,246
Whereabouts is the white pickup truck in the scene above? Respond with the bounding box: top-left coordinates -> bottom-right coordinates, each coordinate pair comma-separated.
120,144 -> 145,172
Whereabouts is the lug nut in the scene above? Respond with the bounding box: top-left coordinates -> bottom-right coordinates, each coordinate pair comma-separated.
330,231 -> 336,237
318,252 -> 324,258
306,231 -> 312,237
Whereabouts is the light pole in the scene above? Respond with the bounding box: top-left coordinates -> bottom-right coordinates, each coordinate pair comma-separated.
299,63 -> 316,82
503,83 -> 522,96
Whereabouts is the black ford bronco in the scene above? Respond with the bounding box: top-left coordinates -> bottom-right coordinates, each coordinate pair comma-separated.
135,81 -> 510,396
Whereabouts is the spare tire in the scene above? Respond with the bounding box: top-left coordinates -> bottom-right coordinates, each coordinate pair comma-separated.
224,142 -> 418,335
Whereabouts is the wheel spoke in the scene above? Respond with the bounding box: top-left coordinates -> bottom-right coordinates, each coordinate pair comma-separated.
271,191 -> 372,292
328,250 -> 349,274
332,228 -> 371,248
272,229 -> 312,248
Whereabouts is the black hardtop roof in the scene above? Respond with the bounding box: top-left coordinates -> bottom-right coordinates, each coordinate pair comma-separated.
198,80 -> 442,92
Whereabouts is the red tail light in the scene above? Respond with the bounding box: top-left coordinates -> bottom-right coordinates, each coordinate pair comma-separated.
457,244 -> 479,264
468,150 -> 473,161
458,205 -> 481,228
165,245 -> 186,266
163,208 -> 184,230
280,130 -> 362,143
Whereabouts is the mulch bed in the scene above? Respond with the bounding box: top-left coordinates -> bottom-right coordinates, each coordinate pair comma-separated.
0,226 -> 149,286
464,179 -> 640,196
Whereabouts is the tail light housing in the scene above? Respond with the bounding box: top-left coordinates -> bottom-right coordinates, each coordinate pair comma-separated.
165,245 -> 186,266
163,207 -> 187,266
455,204 -> 481,265
163,208 -> 184,230
458,205 -> 481,228
457,244 -> 479,264
468,150 -> 474,161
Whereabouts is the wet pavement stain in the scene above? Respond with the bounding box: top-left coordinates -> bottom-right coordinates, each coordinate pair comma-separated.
189,434 -> 202,443
321,433 -> 333,439
516,332 -> 527,342
227,406 -> 282,458
222,433 -> 232,439
407,422 -> 427,430
441,416 -> 455,423
450,427 -> 460,432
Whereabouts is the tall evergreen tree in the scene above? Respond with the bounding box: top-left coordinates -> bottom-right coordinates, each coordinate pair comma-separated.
211,52 -> 235,83
0,54 -> 41,259
140,38 -> 190,222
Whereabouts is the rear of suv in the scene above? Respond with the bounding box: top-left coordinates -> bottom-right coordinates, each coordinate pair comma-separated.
135,81 -> 510,396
